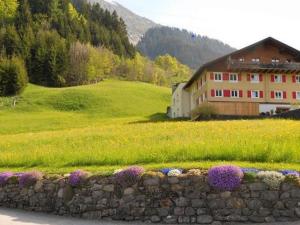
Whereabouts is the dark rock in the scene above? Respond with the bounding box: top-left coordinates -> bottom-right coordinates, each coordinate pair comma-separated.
197,215 -> 213,224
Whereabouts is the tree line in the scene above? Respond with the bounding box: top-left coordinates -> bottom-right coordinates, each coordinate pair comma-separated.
0,0 -> 191,97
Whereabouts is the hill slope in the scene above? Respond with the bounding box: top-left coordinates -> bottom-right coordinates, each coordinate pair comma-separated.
0,80 -> 171,134
88,0 -> 158,45
137,27 -> 236,69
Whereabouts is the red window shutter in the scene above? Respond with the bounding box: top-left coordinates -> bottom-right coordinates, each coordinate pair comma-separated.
223,73 -> 229,81
271,91 -> 275,99
247,74 -> 251,81
260,91 -> 264,98
210,73 -> 214,80
259,74 -> 263,82
224,90 -> 230,97
239,90 -> 243,98
247,90 -> 251,98
271,74 -> 275,82
293,91 -> 297,99
292,75 -> 296,83
283,91 -> 287,99
282,75 -> 286,83
211,89 -> 215,97
238,74 -> 242,81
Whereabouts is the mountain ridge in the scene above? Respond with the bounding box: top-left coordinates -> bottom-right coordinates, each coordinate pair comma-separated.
88,0 -> 159,45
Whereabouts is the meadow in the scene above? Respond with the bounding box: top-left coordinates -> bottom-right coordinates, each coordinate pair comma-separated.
1,80 -> 300,173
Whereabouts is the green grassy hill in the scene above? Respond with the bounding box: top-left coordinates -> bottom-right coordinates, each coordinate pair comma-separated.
0,80 -> 171,134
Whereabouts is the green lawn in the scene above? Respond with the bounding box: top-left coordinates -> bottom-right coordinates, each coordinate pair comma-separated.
1,80 -> 300,173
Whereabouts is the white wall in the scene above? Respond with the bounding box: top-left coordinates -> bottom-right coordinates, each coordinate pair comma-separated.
171,83 -> 191,118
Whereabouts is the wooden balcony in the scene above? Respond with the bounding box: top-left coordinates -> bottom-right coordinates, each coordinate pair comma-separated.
227,59 -> 300,73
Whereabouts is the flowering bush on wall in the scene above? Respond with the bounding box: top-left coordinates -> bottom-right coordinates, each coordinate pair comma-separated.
257,171 -> 285,190
19,171 -> 43,188
280,170 -> 299,177
167,169 -> 182,177
68,170 -> 90,187
208,165 -> 244,191
115,166 -> 145,187
0,172 -> 14,186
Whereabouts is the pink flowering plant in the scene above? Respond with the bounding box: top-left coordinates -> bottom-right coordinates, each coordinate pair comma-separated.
208,165 -> 244,191
0,172 -> 14,186
114,166 -> 145,187
68,170 -> 90,187
19,171 -> 43,188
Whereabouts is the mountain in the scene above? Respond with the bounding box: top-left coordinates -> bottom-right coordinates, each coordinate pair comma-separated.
137,27 -> 236,69
88,0 -> 158,45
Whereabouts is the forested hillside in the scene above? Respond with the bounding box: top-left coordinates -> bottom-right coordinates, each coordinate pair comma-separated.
137,27 -> 236,69
0,0 -> 192,97
87,0 -> 158,45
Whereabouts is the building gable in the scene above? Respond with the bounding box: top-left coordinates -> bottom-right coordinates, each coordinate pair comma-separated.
185,37 -> 300,89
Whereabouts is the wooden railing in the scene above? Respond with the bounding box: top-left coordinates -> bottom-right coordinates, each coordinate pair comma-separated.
227,59 -> 300,72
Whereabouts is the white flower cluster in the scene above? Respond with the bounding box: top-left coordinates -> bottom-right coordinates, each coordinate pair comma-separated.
167,169 -> 182,177
257,171 -> 285,189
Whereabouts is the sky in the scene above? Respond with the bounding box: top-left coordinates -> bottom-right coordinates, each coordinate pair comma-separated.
111,0 -> 300,50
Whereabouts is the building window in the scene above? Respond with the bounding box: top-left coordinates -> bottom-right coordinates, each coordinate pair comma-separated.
297,91 -> 300,100
296,75 -> 300,83
214,72 -> 223,81
275,91 -> 283,99
229,73 -> 238,82
274,74 -> 282,83
239,58 -> 244,62
251,74 -> 259,83
251,90 -> 259,98
231,90 -> 239,98
252,58 -> 260,63
271,58 -> 280,64
215,89 -> 223,97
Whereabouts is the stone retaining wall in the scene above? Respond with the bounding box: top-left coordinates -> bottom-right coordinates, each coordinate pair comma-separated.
1,174 -> 300,224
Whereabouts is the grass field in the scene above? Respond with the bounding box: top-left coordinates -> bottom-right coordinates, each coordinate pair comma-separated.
1,80 -> 300,173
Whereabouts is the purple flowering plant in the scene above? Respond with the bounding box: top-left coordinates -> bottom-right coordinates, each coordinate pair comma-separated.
68,170 -> 90,187
114,166 -> 145,187
208,165 -> 244,191
0,172 -> 14,186
19,171 -> 43,188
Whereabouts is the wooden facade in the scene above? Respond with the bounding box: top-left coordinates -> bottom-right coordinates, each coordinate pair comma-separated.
211,102 -> 259,116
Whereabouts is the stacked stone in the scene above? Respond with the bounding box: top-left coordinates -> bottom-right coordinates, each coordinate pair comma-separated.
0,172 -> 300,224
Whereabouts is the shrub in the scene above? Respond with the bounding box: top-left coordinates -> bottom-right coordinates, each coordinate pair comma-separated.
0,56 -> 28,96
167,169 -> 182,177
114,166 -> 145,187
0,172 -> 14,186
243,172 -> 257,183
191,103 -> 217,120
19,171 -> 43,188
285,174 -> 300,186
280,170 -> 299,176
68,170 -> 90,187
208,165 -> 244,191
257,171 -> 285,190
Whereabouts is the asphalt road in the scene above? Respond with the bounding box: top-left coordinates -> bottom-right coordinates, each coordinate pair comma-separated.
1,208 -> 300,225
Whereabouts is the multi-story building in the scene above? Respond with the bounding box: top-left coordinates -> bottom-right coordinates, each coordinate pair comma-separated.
170,37 -> 300,119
